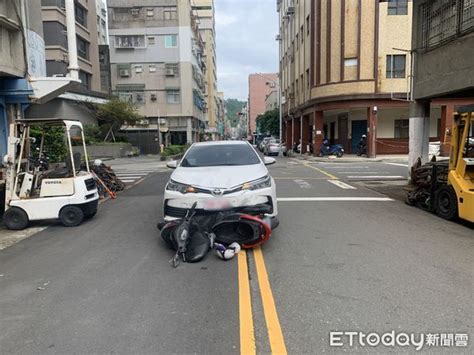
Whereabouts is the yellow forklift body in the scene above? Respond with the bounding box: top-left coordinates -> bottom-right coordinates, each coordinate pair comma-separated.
448,109 -> 474,222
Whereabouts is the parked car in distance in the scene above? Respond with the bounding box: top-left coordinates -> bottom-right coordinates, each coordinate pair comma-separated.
164,141 -> 278,224
259,137 -> 272,152
264,138 -> 287,156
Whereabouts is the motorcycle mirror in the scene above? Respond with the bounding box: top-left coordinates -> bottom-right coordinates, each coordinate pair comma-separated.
166,160 -> 178,169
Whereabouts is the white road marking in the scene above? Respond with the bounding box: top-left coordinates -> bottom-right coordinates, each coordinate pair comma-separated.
277,197 -> 393,201
120,179 -> 137,183
337,171 -> 379,174
327,180 -> 357,189
384,162 -> 409,167
347,175 -> 405,179
320,166 -> 371,169
294,179 -> 312,189
115,176 -> 144,179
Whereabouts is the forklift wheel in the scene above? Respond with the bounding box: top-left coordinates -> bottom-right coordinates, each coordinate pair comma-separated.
59,206 -> 84,227
3,207 -> 29,230
435,185 -> 458,220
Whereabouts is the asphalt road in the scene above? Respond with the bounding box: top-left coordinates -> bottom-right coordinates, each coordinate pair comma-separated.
0,157 -> 472,354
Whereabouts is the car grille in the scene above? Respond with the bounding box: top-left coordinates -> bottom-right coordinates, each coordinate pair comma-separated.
164,205 -> 206,218
84,178 -> 96,191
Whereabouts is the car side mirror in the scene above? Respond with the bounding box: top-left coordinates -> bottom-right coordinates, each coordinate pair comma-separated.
264,157 -> 276,165
166,160 -> 178,169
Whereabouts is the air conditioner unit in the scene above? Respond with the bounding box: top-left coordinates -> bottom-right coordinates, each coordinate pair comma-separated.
275,34 -> 281,41
135,93 -> 143,102
150,93 -> 157,101
166,68 -> 175,76
287,6 -> 295,15
119,69 -> 130,77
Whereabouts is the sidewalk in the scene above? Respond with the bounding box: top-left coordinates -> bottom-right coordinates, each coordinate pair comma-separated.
293,154 -> 409,164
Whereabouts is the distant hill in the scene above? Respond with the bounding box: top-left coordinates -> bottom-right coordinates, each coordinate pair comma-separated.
225,99 -> 246,127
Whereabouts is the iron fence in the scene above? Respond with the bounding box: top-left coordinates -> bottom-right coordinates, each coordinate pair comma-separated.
421,0 -> 474,51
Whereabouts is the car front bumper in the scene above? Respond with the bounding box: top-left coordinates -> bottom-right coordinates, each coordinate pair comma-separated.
163,182 -> 278,221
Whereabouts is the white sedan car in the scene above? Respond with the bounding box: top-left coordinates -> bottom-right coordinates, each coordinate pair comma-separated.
163,141 -> 278,223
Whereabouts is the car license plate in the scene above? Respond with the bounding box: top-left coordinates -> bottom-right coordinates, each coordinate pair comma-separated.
203,199 -> 231,211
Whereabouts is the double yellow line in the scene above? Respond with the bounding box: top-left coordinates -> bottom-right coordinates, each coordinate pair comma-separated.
238,247 -> 287,355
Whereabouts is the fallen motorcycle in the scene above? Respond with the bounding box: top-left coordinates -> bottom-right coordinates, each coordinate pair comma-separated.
157,203 -> 278,267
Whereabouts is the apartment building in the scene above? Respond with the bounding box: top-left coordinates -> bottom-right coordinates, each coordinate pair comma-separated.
96,0 -> 108,45
278,0 -> 440,155
409,0 -> 474,159
265,90 -> 279,112
1,0 -> 44,163
108,0 -> 207,150
192,0 -> 219,135
248,73 -> 278,138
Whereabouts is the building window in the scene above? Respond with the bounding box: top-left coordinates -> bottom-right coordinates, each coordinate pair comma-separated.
148,37 -> 155,45
146,8 -> 154,17
388,0 -> 408,16
149,64 -> 157,72
386,55 -> 406,78
78,71 -> 91,90
130,8 -> 140,17
306,15 -> 310,35
344,58 -> 358,66
300,26 -> 304,43
165,63 -> 180,76
164,35 -> 178,48
166,90 -> 181,104
394,119 -> 409,138
77,36 -> 89,60
75,4 -> 87,27
118,92 -> 133,103
306,69 -> 310,89
164,7 -> 177,20
114,35 -> 145,48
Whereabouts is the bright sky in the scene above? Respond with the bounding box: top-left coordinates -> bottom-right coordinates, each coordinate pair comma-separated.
215,0 -> 279,101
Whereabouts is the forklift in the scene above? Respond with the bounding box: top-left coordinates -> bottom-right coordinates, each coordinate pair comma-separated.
407,106 -> 474,223
2,119 -> 99,230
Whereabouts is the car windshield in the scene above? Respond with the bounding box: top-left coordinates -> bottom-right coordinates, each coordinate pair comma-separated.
180,144 -> 261,167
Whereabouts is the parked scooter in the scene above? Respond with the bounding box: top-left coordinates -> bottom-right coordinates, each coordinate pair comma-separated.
356,135 -> 367,156
319,138 -> 344,157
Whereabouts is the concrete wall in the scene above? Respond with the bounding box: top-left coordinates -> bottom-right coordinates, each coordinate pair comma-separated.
25,98 -> 98,125
72,143 -> 134,158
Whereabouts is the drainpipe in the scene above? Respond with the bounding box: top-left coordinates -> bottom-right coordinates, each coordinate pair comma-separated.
65,0 -> 79,80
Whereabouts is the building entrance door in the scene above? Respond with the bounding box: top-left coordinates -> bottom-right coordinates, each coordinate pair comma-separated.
351,120 -> 368,153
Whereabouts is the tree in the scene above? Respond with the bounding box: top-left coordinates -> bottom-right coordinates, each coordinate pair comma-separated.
94,97 -> 143,141
225,98 -> 246,127
256,108 -> 279,137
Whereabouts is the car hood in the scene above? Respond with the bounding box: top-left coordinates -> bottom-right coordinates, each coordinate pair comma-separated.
171,164 -> 268,189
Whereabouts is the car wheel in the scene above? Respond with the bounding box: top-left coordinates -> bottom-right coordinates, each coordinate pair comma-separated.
3,207 -> 29,230
435,185 -> 458,220
59,205 -> 84,227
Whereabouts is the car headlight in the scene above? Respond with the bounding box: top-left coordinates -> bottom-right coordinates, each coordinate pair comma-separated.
241,175 -> 271,191
166,180 -> 196,194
